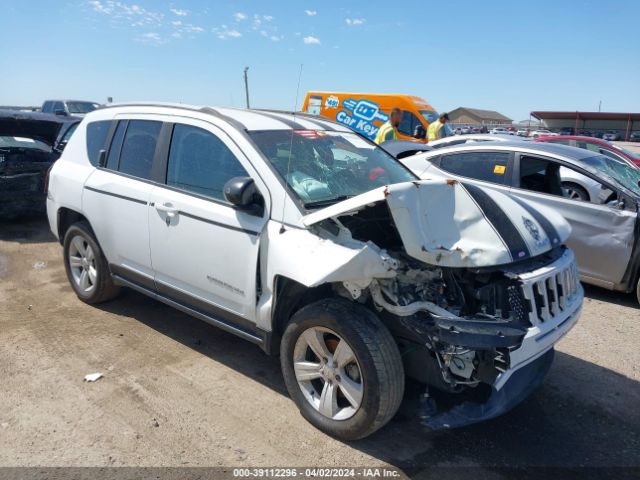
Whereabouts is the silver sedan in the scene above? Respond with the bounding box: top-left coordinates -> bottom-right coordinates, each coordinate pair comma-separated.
400,141 -> 640,302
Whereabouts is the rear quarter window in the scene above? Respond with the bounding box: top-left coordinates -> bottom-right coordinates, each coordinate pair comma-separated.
85,120 -> 113,166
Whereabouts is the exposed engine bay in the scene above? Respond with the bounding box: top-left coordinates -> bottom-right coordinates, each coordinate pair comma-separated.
318,199 -> 568,395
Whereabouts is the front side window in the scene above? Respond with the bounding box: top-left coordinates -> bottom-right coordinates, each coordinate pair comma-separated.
420,110 -> 439,124
166,124 -> 249,201
85,120 -> 112,166
518,156 -> 619,205
397,110 -> 424,137
248,130 -> 415,207
117,120 -> 161,179
439,151 -> 510,185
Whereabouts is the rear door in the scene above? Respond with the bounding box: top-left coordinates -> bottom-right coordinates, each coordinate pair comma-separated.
432,150 -> 514,196
83,117 -> 164,288
510,153 -> 636,287
148,118 -> 269,326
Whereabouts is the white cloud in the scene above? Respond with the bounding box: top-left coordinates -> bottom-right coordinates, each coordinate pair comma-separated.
345,18 -> 365,26
263,15 -> 274,21
303,35 -> 320,45
305,10 -> 317,16
137,32 -> 165,45
170,8 -> 187,16
87,1 -> 164,26
215,28 -> 242,39
233,12 -> 247,21
270,35 -> 281,42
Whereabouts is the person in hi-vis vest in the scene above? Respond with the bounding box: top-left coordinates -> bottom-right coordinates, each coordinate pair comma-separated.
427,112 -> 450,142
374,108 -> 403,144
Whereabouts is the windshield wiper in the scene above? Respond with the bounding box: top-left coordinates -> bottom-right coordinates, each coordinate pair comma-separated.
304,195 -> 354,209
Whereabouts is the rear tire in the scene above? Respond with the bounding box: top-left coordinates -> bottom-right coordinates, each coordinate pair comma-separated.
280,298 -> 404,440
63,222 -> 120,304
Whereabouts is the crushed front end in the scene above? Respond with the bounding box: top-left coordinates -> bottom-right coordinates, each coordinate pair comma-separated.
304,180 -> 583,428
342,246 -> 582,429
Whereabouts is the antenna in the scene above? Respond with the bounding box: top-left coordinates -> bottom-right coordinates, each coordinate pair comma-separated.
244,67 -> 250,109
279,63 -> 304,234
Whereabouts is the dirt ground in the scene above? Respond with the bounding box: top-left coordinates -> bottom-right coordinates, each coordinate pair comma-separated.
0,217 -> 639,476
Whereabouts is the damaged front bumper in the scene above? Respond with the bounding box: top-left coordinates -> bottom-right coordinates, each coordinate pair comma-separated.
423,249 -> 583,429
423,347 -> 556,430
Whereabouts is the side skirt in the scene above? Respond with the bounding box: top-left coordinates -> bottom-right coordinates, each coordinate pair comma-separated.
110,269 -> 272,351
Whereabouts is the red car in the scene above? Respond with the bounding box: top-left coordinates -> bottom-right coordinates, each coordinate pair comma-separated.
534,135 -> 640,167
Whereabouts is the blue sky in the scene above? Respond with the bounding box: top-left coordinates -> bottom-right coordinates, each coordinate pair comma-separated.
2,0 -> 639,121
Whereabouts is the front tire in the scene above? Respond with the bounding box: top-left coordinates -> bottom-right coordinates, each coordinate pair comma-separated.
63,222 -> 120,304
280,298 -> 404,440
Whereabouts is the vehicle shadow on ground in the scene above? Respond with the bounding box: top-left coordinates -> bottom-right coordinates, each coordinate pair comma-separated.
0,215 -> 56,244
582,283 -> 638,309
100,289 -> 640,473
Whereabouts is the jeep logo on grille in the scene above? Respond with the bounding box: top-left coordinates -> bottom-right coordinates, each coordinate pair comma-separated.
523,217 -> 540,241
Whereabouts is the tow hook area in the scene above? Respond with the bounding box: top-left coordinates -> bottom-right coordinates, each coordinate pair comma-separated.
420,348 -> 555,430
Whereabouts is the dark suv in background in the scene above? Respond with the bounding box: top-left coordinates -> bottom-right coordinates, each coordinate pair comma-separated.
41,100 -> 100,117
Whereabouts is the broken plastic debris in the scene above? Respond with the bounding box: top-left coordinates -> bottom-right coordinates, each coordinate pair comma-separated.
84,373 -> 103,382
33,261 -> 47,269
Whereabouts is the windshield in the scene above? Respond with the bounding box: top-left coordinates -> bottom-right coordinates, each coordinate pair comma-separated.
420,110 -> 439,124
582,154 -> 640,196
248,130 -> 416,207
0,136 -> 51,151
611,144 -> 640,162
66,102 -> 99,114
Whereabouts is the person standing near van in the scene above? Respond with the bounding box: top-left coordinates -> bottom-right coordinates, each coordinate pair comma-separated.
374,108 -> 403,144
427,112 -> 449,142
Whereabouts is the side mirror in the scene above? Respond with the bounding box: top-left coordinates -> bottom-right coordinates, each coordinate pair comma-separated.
413,125 -> 426,140
224,176 -> 263,214
54,109 -> 68,116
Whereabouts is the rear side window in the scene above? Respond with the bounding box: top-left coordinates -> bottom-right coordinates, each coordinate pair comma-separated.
42,102 -> 52,113
166,124 -> 249,201
439,151 -> 510,185
117,120 -> 162,179
85,120 -> 113,166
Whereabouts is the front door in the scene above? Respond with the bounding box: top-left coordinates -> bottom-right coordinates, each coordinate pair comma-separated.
148,119 -> 269,326
512,153 -> 636,287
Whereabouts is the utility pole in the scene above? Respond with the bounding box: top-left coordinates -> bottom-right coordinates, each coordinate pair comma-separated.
243,67 -> 250,109
598,100 -> 602,112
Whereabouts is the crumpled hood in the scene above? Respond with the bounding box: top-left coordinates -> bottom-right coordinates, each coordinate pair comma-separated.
302,180 -> 571,268
0,110 -> 67,146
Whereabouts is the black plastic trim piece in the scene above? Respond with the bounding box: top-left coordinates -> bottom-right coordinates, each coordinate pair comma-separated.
176,210 -> 260,236
84,186 -> 147,205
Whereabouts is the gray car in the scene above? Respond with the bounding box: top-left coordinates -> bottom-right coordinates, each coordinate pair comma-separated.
400,141 -> 640,302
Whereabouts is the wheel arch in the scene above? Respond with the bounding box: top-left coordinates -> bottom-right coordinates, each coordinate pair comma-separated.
57,207 -> 94,245
267,275 -> 335,355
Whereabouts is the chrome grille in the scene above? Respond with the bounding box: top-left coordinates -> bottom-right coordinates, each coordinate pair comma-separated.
521,258 -> 580,325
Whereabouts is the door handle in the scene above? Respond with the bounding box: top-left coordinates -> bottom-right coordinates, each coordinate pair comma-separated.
155,202 -> 178,217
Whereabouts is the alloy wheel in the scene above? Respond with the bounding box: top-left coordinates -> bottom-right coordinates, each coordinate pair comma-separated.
67,235 -> 97,294
293,327 -> 364,420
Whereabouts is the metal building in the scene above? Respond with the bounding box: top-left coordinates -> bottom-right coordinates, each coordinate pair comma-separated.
448,107 -> 512,127
531,111 -> 640,140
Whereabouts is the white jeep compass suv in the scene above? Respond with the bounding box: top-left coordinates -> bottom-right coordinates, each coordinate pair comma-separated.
47,103 -> 583,439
